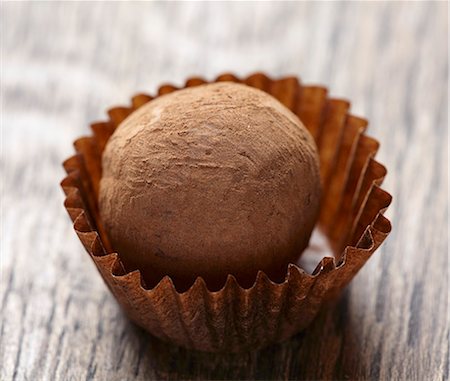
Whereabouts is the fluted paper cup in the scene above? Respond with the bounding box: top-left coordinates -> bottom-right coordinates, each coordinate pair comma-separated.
61,73 -> 392,352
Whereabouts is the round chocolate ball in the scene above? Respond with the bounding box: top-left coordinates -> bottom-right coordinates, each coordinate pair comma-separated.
99,82 -> 321,290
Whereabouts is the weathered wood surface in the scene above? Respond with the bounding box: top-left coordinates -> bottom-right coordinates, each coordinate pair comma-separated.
2,2 -> 448,380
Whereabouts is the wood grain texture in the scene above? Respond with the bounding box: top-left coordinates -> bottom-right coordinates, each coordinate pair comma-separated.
1,2 -> 448,380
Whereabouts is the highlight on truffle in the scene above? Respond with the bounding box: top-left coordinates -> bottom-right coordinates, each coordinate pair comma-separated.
99,82 -> 321,290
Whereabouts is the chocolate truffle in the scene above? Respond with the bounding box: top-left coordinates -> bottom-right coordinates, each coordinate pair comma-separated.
99,82 -> 321,290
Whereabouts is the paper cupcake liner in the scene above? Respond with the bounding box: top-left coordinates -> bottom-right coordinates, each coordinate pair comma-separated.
61,73 -> 392,352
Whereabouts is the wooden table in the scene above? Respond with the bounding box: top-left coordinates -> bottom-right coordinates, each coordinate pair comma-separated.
2,2 -> 448,380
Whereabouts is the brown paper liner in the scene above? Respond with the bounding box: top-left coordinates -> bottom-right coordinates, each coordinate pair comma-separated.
61,73 -> 392,352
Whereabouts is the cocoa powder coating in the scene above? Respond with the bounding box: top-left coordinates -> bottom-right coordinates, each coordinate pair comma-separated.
99,82 -> 321,290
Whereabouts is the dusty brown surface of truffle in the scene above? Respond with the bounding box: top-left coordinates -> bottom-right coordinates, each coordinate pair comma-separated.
99,82 -> 321,290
